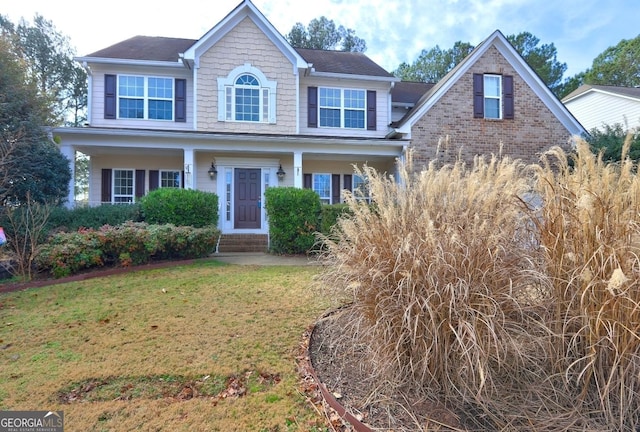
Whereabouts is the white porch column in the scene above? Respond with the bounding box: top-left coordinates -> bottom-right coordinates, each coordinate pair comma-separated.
293,151 -> 303,188
183,149 -> 195,190
59,144 -> 75,208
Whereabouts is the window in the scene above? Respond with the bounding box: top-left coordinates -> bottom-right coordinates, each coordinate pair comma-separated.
319,88 -> 365,128
483,75 -> 502,119
118,75 -> 174,120
353,174 -> 370,202
113,169 -> 134,203
313,174 -> 331,204
160,170 -> 181,188
473,73 -> 514,120
218,65 -> 277,123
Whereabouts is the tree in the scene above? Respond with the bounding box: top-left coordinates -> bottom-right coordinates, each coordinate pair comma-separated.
394,41 -> 474,82
1,14 -> 87,126
393,32 -> 567,97
506,32 -> 566,95
586,123 -> 640,163
583,35 -> 640,87
556,71 -> 585,100
0,33 -> 71,205
285,16 -> 366,52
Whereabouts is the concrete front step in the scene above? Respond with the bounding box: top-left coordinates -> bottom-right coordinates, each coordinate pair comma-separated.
217,234 -> 269,253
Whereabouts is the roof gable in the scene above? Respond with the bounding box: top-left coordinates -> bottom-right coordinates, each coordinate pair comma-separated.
563,84 -> 640,103
182,0 -> 307,72
395,30 -> 585,136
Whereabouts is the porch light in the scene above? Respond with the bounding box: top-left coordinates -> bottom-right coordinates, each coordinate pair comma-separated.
207,160 -> 218,180
276,164 -> 286,180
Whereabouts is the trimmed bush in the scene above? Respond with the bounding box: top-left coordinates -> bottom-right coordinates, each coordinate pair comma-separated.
36,222 -> 220,278
318,203 -> 352,237
47,203 -> 142,232
264,187 -> 321,254
140,188 -> 218,228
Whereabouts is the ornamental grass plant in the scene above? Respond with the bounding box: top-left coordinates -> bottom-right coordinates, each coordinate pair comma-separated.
317,137 -> 640,430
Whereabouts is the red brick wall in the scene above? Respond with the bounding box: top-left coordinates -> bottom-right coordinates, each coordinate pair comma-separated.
409,46 -> 573,169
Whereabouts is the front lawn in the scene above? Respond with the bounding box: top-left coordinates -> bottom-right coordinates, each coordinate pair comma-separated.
0,260 -> 330,431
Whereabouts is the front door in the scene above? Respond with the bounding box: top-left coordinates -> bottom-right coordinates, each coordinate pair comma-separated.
234,168 -> 261,229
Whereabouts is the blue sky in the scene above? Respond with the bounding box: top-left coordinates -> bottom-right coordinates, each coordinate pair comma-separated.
4,0 -> 638,79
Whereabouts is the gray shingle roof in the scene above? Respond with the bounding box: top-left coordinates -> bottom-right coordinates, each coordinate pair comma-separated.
84,36 -> 394,78
86,36 -> 197,62
391,81 -> 435,105
294,48 -> 394,77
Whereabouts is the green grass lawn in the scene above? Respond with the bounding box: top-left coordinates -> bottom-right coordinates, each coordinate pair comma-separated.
0,259 -> 331,431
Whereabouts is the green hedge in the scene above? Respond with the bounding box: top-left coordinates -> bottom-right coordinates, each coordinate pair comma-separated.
319,203 -> 352,237
264,187 -> 321,254
46,203 -> 143,232
140,188 -> 219,227
36,222 -> 220,278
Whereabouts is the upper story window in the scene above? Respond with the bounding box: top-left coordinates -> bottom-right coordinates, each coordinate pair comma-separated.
308,87 -> 376,131
483,75 -> 502,119
473,73 -> 514,120
319,88 -> 366,129
118,75 -> 173,120
218,64 -> 277,123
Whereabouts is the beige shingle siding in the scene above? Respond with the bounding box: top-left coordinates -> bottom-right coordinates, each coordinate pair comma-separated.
197,17 -> 297,134
409,46 -> 573,168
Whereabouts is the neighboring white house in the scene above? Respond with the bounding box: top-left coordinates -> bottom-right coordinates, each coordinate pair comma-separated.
562,84 -> 640,132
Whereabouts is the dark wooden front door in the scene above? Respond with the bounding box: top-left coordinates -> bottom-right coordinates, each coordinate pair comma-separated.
234,168 -> 261,229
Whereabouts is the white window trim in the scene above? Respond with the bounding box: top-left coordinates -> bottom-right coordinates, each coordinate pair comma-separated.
217,64 -> 277,124
483,74 -> 502,120
112,168 -> 135,204
159,170 -> 182,188
117,75 -> 174,121
318,87 -> 366,129
313,173 -> 332,204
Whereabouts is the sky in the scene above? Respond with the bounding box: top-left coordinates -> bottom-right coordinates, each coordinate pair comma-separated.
3,0 -> 639,78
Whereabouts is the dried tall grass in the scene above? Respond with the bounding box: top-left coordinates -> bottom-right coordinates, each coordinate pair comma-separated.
532,136 -> 640,430
317,137 -> 640,430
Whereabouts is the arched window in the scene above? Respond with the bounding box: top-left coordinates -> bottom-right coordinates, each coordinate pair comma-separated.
218,64 -> 277,123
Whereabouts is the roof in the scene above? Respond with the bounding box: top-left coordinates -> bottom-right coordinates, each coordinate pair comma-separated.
391,81 -> 435,105
562,84 -> 640,102
86,36 -> 196,62
295,48 -> 394,78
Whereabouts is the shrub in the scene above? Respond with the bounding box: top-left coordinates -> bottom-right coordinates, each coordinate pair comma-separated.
264,187 -> 320,254
140,188 -> 218,228
318,203 -> 352,237
585,123 -> 640,163
47,203 -> 142,232
36,222 -> 220,277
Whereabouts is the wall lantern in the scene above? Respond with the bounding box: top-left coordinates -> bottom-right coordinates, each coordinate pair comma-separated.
276,164 -> 286,180
207,160 -> 218,180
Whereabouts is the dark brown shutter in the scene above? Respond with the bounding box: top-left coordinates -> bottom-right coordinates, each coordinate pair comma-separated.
308,87 -> 318,128
503,75 -> 514,120
101,169 -> 112,203
366,90 -> 376,130
181,171 -> 185,188
473,73 -> 484,118
343,174 -> 352,192
149,170 -> 159,191
135,170 -> 145,199
331,174 -> 341,204
104,74 -> 117,119
303,173 -> 312,189
175,79 -> 186,122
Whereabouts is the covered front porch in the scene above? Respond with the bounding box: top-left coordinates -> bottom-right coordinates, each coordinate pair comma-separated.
54,127 -> 406,234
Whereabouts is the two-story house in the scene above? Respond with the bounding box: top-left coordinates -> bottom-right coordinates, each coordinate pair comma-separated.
53,0 -> 584,242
